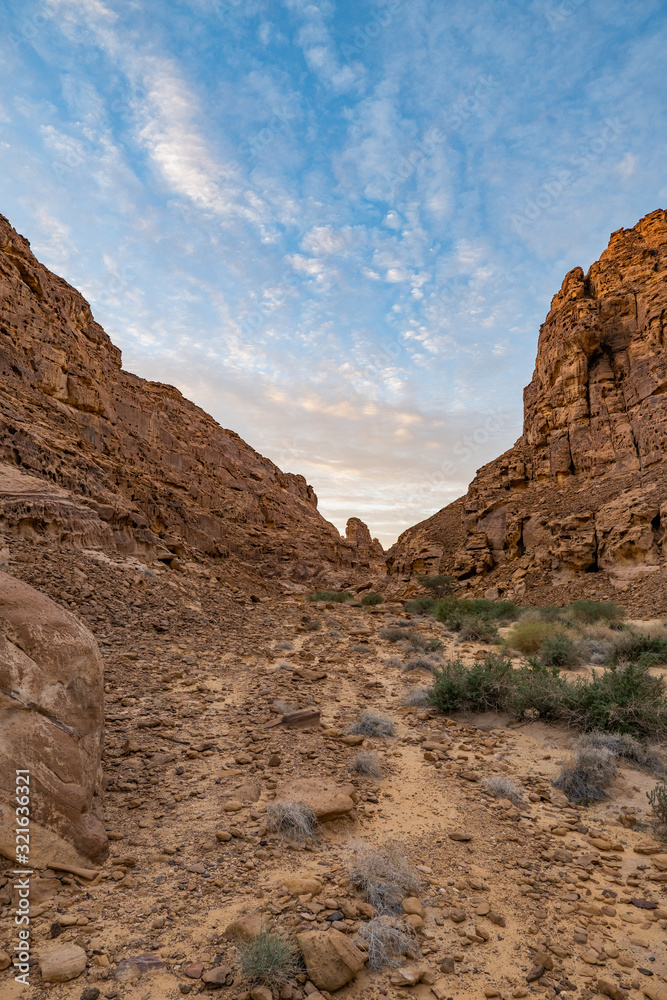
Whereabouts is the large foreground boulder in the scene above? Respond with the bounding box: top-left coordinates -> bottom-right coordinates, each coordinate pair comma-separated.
0,571 -> 107,867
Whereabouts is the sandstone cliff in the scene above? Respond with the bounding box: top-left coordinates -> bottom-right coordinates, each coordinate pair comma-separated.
0,216 -> 383,586
388,209 -> 667,602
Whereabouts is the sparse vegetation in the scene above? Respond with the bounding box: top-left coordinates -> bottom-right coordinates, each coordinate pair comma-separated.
348,841 -> 420,912
351,642 -> 372,653
265,800 -> 317,840
308,590 -> 353,603
567,599 -> 624,624
416,573 -> 455,598
538,633 -> 579,669
553,746 -> 617,803
405,597 -> 437,616
506,619 -> 560,655
361,592 -> 384,606
482,775 -> 524,805
647,780 -> 667,839
607,629 -> 667,667
350,710 -> 396,738
402,685 -> 431,707
403,654 -> 440,672
555,731 -> 662,804
436,596 -> 520,628
275,640 -> 293,650
428,655 -> 667,738
379,627 -> 409,643
457,617 -> 499,643
238,932 -> 299,987
357,915 -> 414,970
378,627 -> 441,652
351,752 -> 384,778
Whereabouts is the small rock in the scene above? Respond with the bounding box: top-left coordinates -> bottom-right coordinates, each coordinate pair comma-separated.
439,956 -> 455,974
487,911 -> 506,927
450,908 -> 466,923
0,951 -> 10,971
202,966 -> 233,986
484,990 -> 500,998
39,944 -> 87,983
81,989 -> 101,1000
224,911 -> 266,941
185,961 -> 204,979
224,799 -> 244,812
115,953 -> 166,983
216,830 -> 233,842
401,897 -> 425,918
448,831 -> 473,842
389,965 -> 426,986
526,965 -> 544,983
268,755 -> 282,767
251,987 -> 273,1000
597,978 -> 628,1000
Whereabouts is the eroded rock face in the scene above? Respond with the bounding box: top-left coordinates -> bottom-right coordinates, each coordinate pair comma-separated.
388,209 -> 667,590
0,215 -> 382,585
0,571 -> 107,867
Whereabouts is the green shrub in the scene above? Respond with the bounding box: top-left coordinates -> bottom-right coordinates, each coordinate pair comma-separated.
361,592 -> 384,606
568,600 -> 625,624
506,620 -> 559,655
308,590 -> 353,603
607,630 -> 667,667
535,604 -> 568,623
417,574 -> 455,597
458,617 -> 499,643
429,654 -> 515,713
405,597 -> 437,616
436,597 -> 519,629
238,932 -> 299,987
428,655 -> 667,739
539,634 -> 579,669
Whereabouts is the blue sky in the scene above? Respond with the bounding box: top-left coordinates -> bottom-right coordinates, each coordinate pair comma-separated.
1,0 -> 666,547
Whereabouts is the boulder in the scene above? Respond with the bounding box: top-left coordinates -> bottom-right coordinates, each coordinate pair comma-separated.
224,910 -> 266,941
275,779 -> 356,822
39,943 -> 87,983
282,877 -> 324,896
0,572 -> 107,868
297,929 -> 366,990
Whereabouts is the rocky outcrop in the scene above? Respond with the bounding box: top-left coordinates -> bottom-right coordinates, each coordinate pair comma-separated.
0,215 -> 382,585
388,209 -> 667,594
0,571 -> 107,868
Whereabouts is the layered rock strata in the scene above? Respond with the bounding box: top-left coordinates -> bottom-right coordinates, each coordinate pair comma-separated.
0,216 -> 382,585
389,209 -> 667,593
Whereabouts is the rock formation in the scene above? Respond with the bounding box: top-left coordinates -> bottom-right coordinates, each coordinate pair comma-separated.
0,215 -> 382,587
0,570 -> 107,867
388,209 -> 667,598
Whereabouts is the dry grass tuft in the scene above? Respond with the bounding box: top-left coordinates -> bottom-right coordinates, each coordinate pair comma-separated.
482,775 -> 524,805
348,841 -> 420,912
265,800 -> 317,840
349,710 -> 396,738
351,752 -> 384,779
357,915 -> 414,970
238,932 -> 299,986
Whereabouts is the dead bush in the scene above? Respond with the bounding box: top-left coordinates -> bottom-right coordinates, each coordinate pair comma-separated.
348,841 -> 420,912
